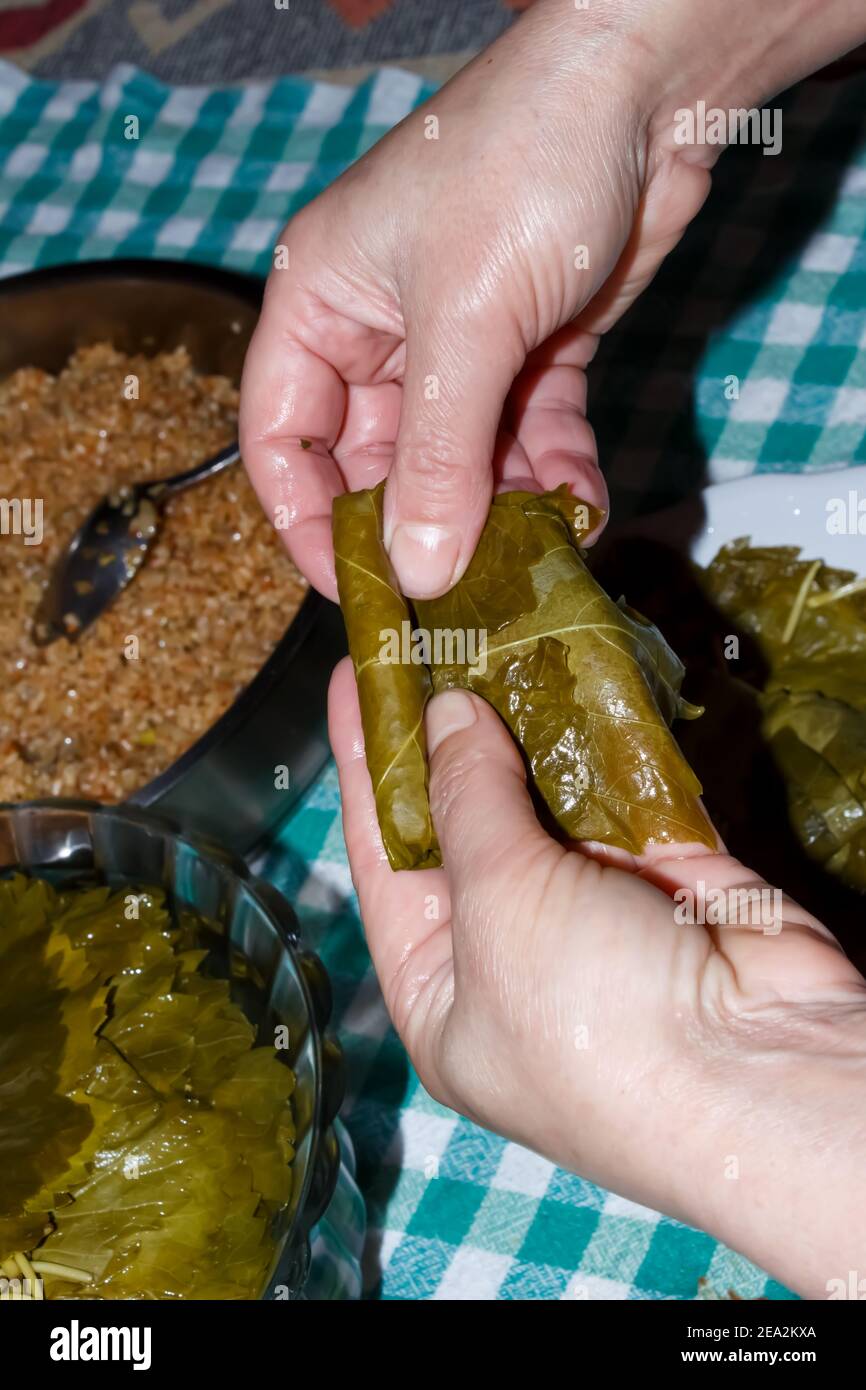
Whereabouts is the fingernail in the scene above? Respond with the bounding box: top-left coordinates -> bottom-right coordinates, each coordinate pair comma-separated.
388,523 -> 461,599
426,690 -> 476,755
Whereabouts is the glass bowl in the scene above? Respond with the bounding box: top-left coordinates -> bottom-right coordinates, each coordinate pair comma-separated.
0,798 -> 344,1300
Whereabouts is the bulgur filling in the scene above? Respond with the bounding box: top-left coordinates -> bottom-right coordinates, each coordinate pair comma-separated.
0,343 -> 306,801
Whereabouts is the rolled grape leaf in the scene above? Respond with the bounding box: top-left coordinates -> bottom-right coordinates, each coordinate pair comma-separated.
334,484 -> 715,868
0,877 -> 106,1229
0,875 -> 296,1300
702,539 -> 866,711
417,493 -> 714,855
333,484 -> 440,870
701,541 -> 866,893
761,689 -> 866,892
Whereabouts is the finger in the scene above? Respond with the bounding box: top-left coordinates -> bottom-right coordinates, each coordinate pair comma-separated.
521,323 -> 600,374
328,658 -> 452,1028
492,429 -> 536,493
577,793 -> 725,869
331,381 -> 401,492
425,688 -> 561,907
240,308 -> 346,599
509,363 -> 609,522
384,303 -> 524,599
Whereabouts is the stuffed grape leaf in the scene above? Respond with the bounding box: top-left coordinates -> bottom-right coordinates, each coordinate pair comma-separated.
334,484 -> 715,868
702,540 -> 866,893
333,485 -> 440,870
701,538 -> 866,711
762,690 -> 866,892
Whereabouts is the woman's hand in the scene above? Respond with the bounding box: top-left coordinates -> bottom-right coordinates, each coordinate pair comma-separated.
244,0 -> 866,1292
240,0 -> 713,600
329,658 -> 866,1299
240,0 -> 864,603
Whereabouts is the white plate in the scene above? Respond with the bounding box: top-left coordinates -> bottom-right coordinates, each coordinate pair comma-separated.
634,466 -> 866,573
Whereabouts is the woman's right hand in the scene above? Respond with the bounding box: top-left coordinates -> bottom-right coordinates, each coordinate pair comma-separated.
241,0 -> 865,602
240,0 -> 714,601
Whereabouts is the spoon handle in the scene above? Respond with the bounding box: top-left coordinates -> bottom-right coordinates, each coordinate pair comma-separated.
146,441 -> 240,500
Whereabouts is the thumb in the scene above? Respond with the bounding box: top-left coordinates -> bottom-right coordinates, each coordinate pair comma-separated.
384,303 -> 524,599
426,688 -> 558,892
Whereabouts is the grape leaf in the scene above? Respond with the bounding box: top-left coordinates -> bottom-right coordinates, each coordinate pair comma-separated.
761,690 -> 866,891
333,483 -> 440,870
702,540 -> 866,893
334,484 -> 714,867
702,538 -> 866,711
0,876 -> 295,1299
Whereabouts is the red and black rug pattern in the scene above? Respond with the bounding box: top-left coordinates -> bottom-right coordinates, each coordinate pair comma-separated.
0,0 -> 531,81
1,0 -> 94,53
1,2 -> 861,91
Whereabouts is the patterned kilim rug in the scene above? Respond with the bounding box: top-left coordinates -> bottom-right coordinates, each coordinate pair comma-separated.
0,0 -> 523,81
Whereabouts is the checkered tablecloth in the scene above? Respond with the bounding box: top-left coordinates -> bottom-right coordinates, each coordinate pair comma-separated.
2,55 -> 865,1301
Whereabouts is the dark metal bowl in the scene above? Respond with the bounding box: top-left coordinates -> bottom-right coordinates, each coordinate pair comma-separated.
0,260 -> 345,857
0,799 -> 345,1300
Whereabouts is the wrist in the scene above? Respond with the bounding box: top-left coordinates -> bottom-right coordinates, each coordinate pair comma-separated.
641,0 -> 866,163
526,0 -> 864,166
675,999 -> 866,1298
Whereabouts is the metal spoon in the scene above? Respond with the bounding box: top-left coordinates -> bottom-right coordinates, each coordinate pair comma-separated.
32,442 -> 240,646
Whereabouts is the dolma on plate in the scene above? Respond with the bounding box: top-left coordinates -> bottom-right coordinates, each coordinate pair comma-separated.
702,540 -> 866,893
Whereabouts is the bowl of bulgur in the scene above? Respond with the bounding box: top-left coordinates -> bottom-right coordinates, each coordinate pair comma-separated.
0,261 -> 343,854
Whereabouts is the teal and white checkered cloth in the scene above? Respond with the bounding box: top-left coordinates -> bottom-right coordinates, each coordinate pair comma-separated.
2,55 -> 865,1301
